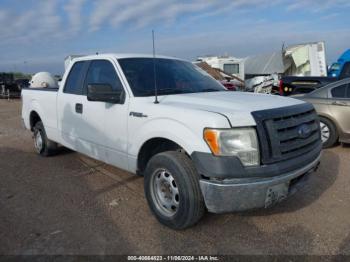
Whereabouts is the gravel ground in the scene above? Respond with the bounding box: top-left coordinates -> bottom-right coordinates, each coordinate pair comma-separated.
0,99 -> 349,255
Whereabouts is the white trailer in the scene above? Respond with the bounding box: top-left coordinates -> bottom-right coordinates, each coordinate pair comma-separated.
284,41 -> 327,77
196,56 -> 245,80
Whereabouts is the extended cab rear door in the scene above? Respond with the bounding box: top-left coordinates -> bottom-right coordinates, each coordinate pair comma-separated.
57,61 -> 89,150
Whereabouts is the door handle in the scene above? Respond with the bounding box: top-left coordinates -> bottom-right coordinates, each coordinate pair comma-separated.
332,101 -> 348,106
75,103 -> 83,114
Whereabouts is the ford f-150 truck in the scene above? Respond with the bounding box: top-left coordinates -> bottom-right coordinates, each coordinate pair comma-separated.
22,54 -> 322,229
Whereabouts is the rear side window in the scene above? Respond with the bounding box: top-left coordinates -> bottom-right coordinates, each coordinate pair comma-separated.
64,61 -> 85,94
331,84 -> 347,98
347,86 -> 350,98
84,60 -> 124,93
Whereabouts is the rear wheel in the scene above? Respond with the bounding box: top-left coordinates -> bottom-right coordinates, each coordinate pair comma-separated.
144,151 -> 205,229
319,117 -> 338,148
33,121 -> 57,156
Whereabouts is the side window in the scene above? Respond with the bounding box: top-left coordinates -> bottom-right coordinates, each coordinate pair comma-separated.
223,64 -> 239,74
340,62 -> 350,79
331,84 -> 347,98
64,61 -> 85,94
347,85 -> 350,98
84,60 -> 124,92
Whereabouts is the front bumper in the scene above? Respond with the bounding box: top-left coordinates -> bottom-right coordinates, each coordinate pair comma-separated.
198,153 -> 321,213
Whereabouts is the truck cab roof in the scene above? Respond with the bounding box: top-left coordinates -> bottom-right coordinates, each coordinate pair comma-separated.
64,53 -> 186,71
71,53 -> 184,62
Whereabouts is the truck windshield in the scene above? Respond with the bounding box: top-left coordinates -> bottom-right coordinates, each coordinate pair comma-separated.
118,58 -> 225,97
330,63 -> 340,71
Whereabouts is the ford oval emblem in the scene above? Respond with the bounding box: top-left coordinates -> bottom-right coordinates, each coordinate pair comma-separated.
298,124 -> 311,138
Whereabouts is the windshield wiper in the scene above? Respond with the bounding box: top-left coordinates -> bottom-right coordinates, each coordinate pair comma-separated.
136,88 -> 185,97
200,88 -> 222,92
137,87 -> 221,97
157,88 -> 190,95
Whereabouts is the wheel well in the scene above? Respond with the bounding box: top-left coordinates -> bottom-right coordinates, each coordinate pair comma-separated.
319,115 -> 338,129
137,138 -> 186,174
29,111 -> 41,131
319,115 -> 339,133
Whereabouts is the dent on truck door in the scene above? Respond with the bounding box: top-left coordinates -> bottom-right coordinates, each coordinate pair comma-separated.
57,61 -> 88,150
80,59 -> 129,170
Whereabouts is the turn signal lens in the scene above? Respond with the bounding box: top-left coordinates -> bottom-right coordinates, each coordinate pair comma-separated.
203,129 -> 220,155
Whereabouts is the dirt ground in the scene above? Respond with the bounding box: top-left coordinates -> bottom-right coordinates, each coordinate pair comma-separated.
0,99 -> 349,255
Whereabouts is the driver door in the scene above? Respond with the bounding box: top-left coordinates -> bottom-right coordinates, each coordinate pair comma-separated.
78,59 -> 129,170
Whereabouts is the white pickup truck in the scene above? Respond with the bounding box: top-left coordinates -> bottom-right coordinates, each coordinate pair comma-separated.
22,54 -> 322,229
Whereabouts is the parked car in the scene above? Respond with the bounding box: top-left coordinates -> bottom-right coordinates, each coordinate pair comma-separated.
279,60 -> 350,96
294,78 -> 350,148
15,78 -> 30,90
0,73 -> 21,98
220,80 -> 237,91
22,54 -> 322,229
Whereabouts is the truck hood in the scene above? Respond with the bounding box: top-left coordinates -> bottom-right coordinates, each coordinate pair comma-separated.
159,91 -> 305,126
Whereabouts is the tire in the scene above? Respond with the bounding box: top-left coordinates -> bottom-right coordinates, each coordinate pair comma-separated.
319,117 -> 338,148
144,151 -> 205,229
33,121 -> 57,156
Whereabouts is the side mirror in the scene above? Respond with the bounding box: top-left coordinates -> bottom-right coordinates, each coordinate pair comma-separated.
87,84 -> 125,104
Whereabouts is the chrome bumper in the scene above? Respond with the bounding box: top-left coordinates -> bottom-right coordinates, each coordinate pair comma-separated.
199,153 -> 321,213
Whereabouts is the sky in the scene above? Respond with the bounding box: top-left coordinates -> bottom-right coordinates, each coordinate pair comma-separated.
0,0 -> 350,75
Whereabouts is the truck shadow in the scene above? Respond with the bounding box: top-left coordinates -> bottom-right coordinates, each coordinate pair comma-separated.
55,146 -> 74,155
342,143 -> 350,148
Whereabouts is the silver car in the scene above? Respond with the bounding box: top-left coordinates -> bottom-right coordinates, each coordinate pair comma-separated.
296,78 -> 350,148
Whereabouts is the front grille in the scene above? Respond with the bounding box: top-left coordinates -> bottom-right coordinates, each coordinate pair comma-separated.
252,103 -> 321,164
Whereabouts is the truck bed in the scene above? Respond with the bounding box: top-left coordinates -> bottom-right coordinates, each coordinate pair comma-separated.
21,87 -> 59,140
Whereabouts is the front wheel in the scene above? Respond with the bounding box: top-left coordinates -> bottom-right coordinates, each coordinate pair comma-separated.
144,151 -> 205,229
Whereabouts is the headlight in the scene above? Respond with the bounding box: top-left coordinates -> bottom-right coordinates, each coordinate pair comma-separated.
203,128 -> 260,166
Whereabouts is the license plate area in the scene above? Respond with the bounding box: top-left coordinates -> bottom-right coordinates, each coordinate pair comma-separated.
265,183 -> 289,208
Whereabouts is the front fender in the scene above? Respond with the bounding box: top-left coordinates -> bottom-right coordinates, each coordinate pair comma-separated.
129,117 -> 211,157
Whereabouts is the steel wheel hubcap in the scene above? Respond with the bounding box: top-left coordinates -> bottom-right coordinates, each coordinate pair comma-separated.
320,122 -> 330,143
34,131 -> 43,153
151,169 -> 179,217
